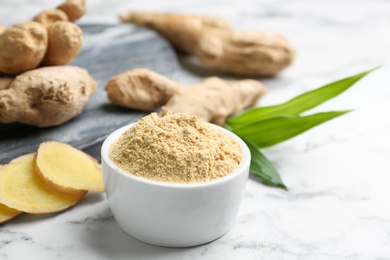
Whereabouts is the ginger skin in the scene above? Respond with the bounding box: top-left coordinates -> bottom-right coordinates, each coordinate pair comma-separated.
0,77 -> 13,91
0,25 -> 6,34
35,0 -> 85,66
34,0 -> 87,25
0,0 -> 85,75
42,21 -> 82,66
33,9 -> 69,27
105,69 -> 181,111
0,22 -> 48,75
0,66 -> 97,127
105,69 -> 267,125
120,12 -> 295,77
57,0 -> 87,22
0,1 -> 90,127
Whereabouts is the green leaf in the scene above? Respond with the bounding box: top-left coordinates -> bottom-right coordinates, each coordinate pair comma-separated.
232,111 -> 350,148
226,67 -> 378,129
244,139 -> 287,189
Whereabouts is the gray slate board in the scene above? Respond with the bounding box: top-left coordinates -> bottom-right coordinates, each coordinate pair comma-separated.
0,24 -> 180,164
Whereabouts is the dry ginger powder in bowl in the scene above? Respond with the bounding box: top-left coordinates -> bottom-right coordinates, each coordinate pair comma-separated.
109,112 -> 242,184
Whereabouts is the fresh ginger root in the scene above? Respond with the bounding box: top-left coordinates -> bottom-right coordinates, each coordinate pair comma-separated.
0,0 -> 85,75
57,0 -> 87,22
105,69 -> 267,125
0,66 -> 97,127
0,77 -> 13,90
33,9 -> 69,26
0,22 -> 48,75
34,0 -> 87,24
42,21 -> 83,66
33,0 -> 85,66
0,1 -> 89,127
0,25 -> 6,34
0,153 -> 86,214
36,141 -> 104,195
120,12 -> 295,77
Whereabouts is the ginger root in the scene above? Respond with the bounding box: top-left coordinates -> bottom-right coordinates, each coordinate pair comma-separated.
0,77 -> 13,90
42,21 -> 82,66
0,25 -> 6,34
34,0 -> 85,67
0,66 -> 97,127
120,12 -> 295,77
0,0 -> 85,75
34,0 -> 87,25
0,0 -> 89,127
36,141 -> 104,195
105,69 -> 267,125
0,153 -> 86,214
0,22 -> 48,75
57,0 -> 87,22
33,9 -> 69,26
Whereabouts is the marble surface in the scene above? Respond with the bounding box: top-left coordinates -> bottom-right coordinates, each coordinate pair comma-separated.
1,0 -> 390,259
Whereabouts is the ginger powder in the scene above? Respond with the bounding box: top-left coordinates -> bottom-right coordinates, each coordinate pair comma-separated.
109,112 -> 242,184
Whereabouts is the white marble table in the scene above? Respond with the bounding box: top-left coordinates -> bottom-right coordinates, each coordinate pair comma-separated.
1,0 -> 390,259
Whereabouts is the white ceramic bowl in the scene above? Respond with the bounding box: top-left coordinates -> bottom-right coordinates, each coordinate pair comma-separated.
101,122 -> 250,247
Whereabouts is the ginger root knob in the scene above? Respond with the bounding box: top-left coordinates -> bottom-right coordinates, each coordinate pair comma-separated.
0,22 -> 48,75
105,69 -> 267,125
0,66 -> 97,127
120,11 -> 295,77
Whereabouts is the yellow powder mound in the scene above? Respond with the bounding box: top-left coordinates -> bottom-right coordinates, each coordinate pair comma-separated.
0,203 -> 22,223
109,112 -> 242,184
36,141 -> 104,195
0,153 -> 86,214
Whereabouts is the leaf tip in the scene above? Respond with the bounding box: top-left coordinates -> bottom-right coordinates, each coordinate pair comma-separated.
359,65 -> 382,78
370,65 -> 382,71
278,183 -> 288,190
341,109 -> 353,114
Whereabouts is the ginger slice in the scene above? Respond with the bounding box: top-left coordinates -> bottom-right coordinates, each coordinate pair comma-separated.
0,165 -> 22,223
0,153 -> 86,214
0,203 -> 22,223
36,141 -> 104,195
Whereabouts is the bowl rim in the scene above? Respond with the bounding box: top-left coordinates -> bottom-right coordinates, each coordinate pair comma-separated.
101,121 -> 251,189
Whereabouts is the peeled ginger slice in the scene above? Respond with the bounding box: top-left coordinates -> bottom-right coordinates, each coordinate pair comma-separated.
0,203 -> 22,223
0,165 -> 21,224
36,141 -> 104,195
0,153 -> 86,214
